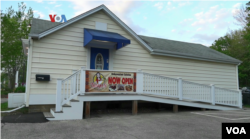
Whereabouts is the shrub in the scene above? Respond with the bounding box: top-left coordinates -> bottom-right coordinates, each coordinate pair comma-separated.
14,86 -> 25,93
1,90 -> 9,95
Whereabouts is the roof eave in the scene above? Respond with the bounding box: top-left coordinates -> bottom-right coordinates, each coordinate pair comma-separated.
151,51 -> 242,65
29,33 -> 39,39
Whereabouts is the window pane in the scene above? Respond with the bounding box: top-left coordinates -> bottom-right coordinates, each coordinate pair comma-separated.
96,54 -> 103,70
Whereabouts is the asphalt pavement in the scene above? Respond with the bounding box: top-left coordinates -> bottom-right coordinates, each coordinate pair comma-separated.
1,112 -> 48,123
1,109 -> 250,139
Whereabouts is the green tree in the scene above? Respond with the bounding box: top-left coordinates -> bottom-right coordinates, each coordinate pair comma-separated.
1,2 -> 33,90
210,35 -> 231,55
211,30 -> 250,87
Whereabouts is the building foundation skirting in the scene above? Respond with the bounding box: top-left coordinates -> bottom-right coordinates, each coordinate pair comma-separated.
29,105 -> 55,113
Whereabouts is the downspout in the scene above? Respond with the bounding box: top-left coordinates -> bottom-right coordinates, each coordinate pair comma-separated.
25,37 -> 33,107
23,37 -> 32,107
24,38 -> 30,105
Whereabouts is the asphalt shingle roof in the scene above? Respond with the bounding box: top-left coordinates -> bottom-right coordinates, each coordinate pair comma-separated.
138,35 -> 241,64
29,18 -> 241,64
30,18 -> 61,35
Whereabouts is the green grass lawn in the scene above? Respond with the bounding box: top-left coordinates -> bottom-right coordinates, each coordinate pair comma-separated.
244,104 -> 250,108
1,102 -> 28,114
0,102 -> 9,111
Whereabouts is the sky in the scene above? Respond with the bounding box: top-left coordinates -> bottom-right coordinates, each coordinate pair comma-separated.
1,0 -> 248,46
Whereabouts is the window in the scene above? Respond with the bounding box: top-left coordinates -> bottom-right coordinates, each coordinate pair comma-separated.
95,53 -> 103,70
95,22 -> 107,31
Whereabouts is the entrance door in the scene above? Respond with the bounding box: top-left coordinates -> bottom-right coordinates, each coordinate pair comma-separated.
90,47 -> 109,70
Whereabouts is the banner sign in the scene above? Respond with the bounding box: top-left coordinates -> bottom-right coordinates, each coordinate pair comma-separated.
86,71 -> 136,92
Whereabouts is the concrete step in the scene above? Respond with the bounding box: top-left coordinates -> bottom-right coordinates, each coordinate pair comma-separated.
51,108 -> 63,113
48,102 -> 83,120
70,99 -> 79,102
63,104 -> 71,107
43,112 -> 54,118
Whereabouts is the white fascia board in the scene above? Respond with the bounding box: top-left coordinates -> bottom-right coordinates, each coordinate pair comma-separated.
36,5 -> 153,52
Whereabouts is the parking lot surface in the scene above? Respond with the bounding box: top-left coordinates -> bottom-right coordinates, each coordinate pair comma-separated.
1,109 -> 250,139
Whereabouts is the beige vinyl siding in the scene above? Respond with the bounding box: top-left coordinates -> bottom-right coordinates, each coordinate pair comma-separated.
113,54 -> 237,89
28,10 -> 238,96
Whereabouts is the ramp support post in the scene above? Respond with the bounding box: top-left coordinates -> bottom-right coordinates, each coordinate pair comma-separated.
173,105 -> 178,113
132,100 -> 138,115
85,101 -> 91,119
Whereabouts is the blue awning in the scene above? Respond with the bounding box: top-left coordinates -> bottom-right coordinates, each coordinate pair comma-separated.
84,28 -> 131,50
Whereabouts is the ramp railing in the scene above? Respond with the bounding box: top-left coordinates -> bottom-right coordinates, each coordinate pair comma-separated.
214,87 -> 240,107
55,69 -> 242,112
142,72 -> 242,108
143,73 -> 178,98
182,80 -> 211,103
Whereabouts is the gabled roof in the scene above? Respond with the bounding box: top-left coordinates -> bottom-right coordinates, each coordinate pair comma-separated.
29,5 -> 241,65
29,4 -> 153,52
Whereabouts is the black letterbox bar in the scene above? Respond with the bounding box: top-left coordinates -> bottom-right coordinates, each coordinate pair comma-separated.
36,74 -> 50,81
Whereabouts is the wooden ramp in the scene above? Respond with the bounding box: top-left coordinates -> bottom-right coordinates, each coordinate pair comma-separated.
46,94 -> 240,121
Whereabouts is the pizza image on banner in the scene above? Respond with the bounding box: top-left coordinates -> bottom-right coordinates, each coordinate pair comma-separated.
86,71 -> 136,92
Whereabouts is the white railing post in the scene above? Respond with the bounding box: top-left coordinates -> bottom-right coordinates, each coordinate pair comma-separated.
56,78 -> 63,112
136,69 -> 143,94
238,91 -> 242,109
80,66 -> 86,95
71,70 -> 77,95
210,84 -> 215,105
178,77 -> 182,100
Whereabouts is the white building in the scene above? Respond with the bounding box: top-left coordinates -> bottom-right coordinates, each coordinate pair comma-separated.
22,5 -> 242,120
